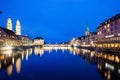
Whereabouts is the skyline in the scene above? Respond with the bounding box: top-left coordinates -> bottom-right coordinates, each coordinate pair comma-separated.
0,0 -> 120,43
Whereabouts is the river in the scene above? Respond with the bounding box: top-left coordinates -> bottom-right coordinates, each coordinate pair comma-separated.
0,47 -> 120,80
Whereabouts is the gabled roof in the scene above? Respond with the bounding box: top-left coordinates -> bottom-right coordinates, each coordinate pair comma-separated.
97,13 -> 120,29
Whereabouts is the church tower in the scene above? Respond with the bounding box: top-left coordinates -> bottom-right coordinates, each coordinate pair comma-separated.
85,23 -> 89,36
16,20 -> 21,35
7,17 -> 12,30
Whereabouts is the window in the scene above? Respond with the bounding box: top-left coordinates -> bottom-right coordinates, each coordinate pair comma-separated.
111,27 -> 113,31
0,31 -> 1,33
119,18 -> 120,23
111,23 -> 113,26
115,26 -> 117,30
104,30 -> 106,33
4,34 -> 6,37
104,25 -> 106,29
115,20 -> 117,25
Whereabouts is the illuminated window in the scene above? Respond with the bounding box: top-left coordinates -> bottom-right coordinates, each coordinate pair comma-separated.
117,37 -> 119,40
119,18 -> 120,23
107,29 -> 110,32
104,25 -> 106,29
0,31 -> 1,33
107,24 -> 110,28
4,34 -> 6,37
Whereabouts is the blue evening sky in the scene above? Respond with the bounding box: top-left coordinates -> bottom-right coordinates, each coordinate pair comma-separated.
0,0 -> 120,43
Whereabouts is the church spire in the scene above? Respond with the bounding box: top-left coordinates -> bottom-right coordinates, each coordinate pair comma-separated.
85,22 -> 89,36
16,19 -> 21,35
7,17 -> 12,30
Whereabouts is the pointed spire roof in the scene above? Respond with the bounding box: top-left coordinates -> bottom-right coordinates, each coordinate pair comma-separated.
86,22 -> 89,31
85,22 -> 90,36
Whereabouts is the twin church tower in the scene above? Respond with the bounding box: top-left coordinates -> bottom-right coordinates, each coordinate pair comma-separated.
6,17 -> 21,35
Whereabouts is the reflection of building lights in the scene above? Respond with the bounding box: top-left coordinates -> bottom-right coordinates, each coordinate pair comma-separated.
26,52 -> 28,61
97,64 -> 102,70
90,51 -> 95,57
115,56 -> 119,63
118,69 -> 120,74
29,48 -> 33,55
34,47 -> 44,56
104,72 -> 107,77
105,63 -> 114,71
22,53 -> 24,60
4,60 -> 6,65
16,58 -> 21,74
12,57 -> 14,64
107,71 -> 111,80
48,49 -> 51,53
7,65 -> 13,76
0,62 -> 1,69
73,51 -> 76,55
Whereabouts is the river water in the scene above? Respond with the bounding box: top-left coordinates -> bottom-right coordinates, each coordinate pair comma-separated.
0,47 -> 120,80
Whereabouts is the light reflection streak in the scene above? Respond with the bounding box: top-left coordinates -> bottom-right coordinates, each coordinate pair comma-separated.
105,62 -> 114,71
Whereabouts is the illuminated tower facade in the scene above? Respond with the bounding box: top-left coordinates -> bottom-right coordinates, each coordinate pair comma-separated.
7,17 -> 12,30
16,20 -> 21,35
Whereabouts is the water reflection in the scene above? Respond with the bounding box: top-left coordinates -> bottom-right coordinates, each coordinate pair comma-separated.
0,48 -> 32,76
7,64 -> 12,76
34,46 -> 70,56
16,58 -> 21,74
0,46 -> 120,80
69,48 -> 120,80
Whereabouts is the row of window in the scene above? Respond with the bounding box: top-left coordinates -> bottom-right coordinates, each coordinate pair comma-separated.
98,37 -> 120,42
0,34 -> 18,39
98,26 -> 120,35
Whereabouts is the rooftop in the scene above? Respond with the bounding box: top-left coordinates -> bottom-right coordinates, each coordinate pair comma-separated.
34,37 -> 44,39
0,26 -> 17,36
97,13 -> 120,29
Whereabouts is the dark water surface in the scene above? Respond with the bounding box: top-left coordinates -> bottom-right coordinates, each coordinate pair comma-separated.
0,47 -> 120,80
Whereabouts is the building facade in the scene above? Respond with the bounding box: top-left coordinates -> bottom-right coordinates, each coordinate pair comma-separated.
34,37 -> 44,46
19,35 -> 32,46
77,24 -> 97,47
0,27 -> 22,47
97,14 -> 120,49
0,17 -> 31,47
